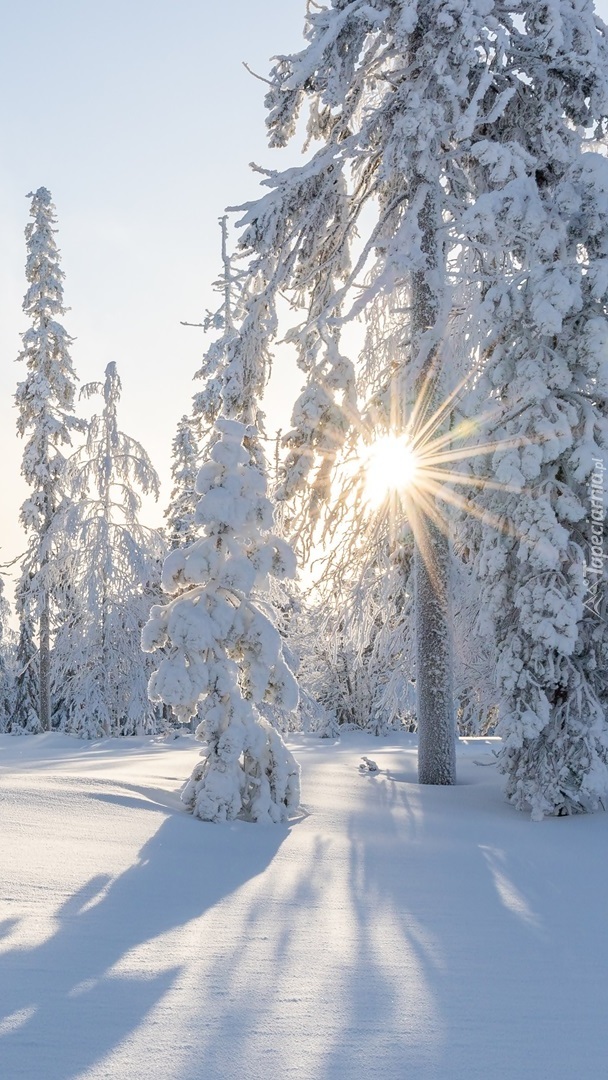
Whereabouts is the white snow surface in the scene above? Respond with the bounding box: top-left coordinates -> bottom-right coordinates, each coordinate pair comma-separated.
1,731 -> 606,1080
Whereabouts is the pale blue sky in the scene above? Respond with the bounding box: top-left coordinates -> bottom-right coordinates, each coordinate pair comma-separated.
0,0 -> 307,570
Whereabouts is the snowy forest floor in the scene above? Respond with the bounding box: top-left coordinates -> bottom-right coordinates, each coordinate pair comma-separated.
1,731 -> 606,1080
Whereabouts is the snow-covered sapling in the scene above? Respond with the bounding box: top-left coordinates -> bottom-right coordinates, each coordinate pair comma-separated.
143,417 -> 301,823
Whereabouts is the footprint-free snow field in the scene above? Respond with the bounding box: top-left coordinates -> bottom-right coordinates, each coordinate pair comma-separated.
1,732 -> 606,1079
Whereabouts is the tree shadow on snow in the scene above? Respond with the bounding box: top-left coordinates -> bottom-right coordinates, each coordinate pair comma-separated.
320,768 -> 608,1080
0,794 -> 288,1080
0,918 -> 20,939
168,754 -> 608,1080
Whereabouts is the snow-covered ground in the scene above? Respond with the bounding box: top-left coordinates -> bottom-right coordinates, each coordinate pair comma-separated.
1,731 -> 606,1080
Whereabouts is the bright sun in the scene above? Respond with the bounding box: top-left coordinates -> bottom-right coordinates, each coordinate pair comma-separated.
363,432 -> 420,507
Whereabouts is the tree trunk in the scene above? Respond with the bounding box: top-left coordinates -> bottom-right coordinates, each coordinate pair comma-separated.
414,522 -> 456,784
39,485 -> 53,733
410,179 -> 456,785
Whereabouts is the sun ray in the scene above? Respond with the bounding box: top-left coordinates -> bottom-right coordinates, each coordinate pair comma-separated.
416,403 -> 506,457
420,475 -> 518,539
421,466 -> 523,494
402,359 -> 444,441
421,435 -> 525,468
404,491 -> 449,595
406,366 -> 472,446
408,484 -> 450,536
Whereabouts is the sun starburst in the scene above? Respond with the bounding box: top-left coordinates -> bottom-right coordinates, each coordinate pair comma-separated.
294,355 -> 533,602
337,362 -> 532,575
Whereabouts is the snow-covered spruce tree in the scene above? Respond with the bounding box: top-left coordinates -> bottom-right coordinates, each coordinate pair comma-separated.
231,0 -> 608,803
53,363 -> 166,737
231,0 -> 551,784
458,7 -> 608,816
143,229 -> 300,822
0,577 -> 16,732
15,187 -> 83,732
11,579 -> 40,734
165,414 -> 201,548
143,417 -> 300,822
